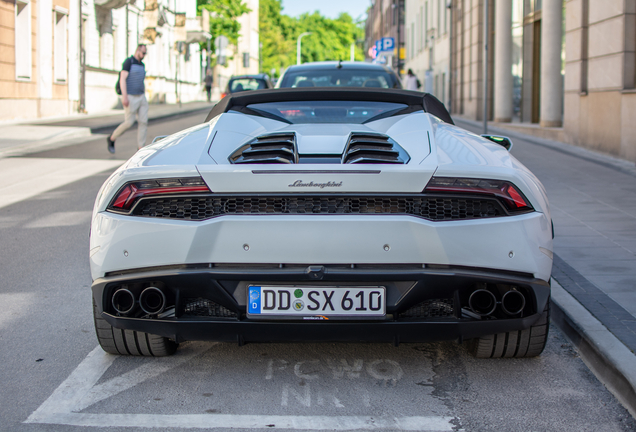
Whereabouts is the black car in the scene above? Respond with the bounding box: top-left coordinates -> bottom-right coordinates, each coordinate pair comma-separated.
222,74 -> 274,99
276,61 -> 402,89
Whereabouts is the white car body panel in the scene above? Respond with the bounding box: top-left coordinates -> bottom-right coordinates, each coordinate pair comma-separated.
90,211 -> 552,282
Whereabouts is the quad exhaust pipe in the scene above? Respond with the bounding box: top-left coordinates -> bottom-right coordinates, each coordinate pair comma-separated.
468,288 -> 527,316
112,289 -> 135,315
139,287 -> 166,315
468,289 -> 497,316
111,286 -> 166,316
501,290 -> 526,315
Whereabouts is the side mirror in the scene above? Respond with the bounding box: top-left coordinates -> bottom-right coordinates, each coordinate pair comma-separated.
481,134 -> 513,151
151,135 -> 168,144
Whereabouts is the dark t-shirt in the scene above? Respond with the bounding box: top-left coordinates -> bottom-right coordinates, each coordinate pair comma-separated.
122,56 -> 145,95
205,75 -> 213,88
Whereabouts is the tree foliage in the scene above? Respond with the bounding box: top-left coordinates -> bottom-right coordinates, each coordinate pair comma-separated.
197,0 -> 251,47
259,0 -> 365,76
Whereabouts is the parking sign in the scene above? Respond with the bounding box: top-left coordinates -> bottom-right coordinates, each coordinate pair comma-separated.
375,37 -> 395,53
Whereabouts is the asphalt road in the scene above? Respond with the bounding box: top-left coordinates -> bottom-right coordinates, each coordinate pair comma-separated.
0,112 -> 634,432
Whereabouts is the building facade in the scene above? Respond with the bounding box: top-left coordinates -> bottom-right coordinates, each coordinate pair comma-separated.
446,0 -> 635,163
212,0 -> 260,100
365,0 -> 405,74
1,0 -> 74,120
564,0 -> 636,161
1,0 -> 259,122
404,0 -> 451,106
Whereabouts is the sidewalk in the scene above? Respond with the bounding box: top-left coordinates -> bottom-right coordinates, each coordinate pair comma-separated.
455,116 -> 636,416
0,101 -> 214,159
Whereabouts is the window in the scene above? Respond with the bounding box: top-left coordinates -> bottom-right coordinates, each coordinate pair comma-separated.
444,0 -> 448,34
243,101 -> 408,125
54,9 -> 68,82
15,0 -> 31,80
424,2 -> 429,47
437,0 -> 441,37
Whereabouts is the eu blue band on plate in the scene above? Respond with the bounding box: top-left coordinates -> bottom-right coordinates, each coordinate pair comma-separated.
248,286 -> 261,314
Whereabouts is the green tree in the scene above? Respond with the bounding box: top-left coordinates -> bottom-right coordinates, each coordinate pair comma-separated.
198,0 -> 250,48
259,0 -> 366,76
259,0 -> 296,75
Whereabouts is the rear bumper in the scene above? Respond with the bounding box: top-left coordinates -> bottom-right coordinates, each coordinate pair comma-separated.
92,264 -> 550,344
90,211 -> 553,282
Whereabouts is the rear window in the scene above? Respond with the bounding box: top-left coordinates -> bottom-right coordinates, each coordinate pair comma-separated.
279,69 -> 400,89
229,78 -> 268,93
243,100 -> 408,124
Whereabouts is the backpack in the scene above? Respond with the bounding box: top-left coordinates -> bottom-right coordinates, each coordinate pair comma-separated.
115,78 -> 122,95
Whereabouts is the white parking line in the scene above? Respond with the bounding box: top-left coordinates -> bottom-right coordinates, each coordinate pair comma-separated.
0,158 -> 122,210
25,344 -> 456,431
26,412 -> 455,430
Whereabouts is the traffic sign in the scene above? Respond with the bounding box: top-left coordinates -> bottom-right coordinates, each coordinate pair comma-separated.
375,37 -> 395,53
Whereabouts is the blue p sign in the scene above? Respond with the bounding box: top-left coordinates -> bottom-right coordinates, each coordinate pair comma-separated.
382,37 -> 395,51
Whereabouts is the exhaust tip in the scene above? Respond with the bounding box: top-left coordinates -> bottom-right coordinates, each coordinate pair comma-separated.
501,290 -> 526,315
468,289 -> 497,316
112,289 -> 135,315
139,287 -> 166,315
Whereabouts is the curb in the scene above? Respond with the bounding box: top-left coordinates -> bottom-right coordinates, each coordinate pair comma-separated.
550,279 -> 636,417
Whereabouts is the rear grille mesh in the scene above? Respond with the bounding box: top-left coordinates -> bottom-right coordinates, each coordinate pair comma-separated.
182,298 -> 237,318
133,195 -> 505,221
401,299 -> 455,318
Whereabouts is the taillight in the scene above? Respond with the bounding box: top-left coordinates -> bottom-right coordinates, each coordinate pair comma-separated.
107,177 -> 210,212
221,92 -> 227,99
424,177 -> 533,212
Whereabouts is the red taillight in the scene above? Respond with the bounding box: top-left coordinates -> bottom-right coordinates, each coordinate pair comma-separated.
424,177 -> 532,212
108,177 -> 210,212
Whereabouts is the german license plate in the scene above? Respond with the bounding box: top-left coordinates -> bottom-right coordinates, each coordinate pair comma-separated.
247,286 -> 385,319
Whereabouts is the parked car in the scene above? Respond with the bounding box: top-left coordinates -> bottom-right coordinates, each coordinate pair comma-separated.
221,74 -> 273,99
276,61 -> 402,89
90,87 -> 552,358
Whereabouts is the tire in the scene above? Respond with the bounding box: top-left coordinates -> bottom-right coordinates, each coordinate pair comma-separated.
93,297 -> 178,356
471,299 -> 550,358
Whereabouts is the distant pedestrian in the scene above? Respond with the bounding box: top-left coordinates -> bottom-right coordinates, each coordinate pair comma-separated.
204,69 -> 213,103
403,69 -> 421,91
107,44 -> 148,153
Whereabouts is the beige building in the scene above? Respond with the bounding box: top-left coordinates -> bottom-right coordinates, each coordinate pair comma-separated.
564,0 -> 636,161
212,0 -> 260,99
0,0 -> 74,120
365,0 -> 405,73
404,0 -> 451,106
449,0 -> 636,163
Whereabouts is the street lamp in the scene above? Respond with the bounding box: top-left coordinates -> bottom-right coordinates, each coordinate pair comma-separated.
297,32 -> 312,65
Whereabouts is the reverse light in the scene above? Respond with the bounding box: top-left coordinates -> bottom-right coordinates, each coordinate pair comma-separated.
424,177 -> 533,212
108,177 -> 210,212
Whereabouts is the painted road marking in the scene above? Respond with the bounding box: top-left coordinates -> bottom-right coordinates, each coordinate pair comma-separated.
0,158 -> 122,210
25,344 -> 456,431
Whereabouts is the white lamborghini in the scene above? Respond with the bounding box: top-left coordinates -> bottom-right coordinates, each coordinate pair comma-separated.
90,88 -> 553,358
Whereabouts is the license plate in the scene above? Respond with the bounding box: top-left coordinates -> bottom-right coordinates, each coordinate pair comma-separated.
247,286 -> 385,319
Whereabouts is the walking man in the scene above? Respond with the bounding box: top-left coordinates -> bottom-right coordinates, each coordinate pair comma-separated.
204,69 -> 213,103
107,44 -> 148,153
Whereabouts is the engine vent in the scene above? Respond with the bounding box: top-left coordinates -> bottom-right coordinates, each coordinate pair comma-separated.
230,133 -> 298,164
342,132 -> 410,164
